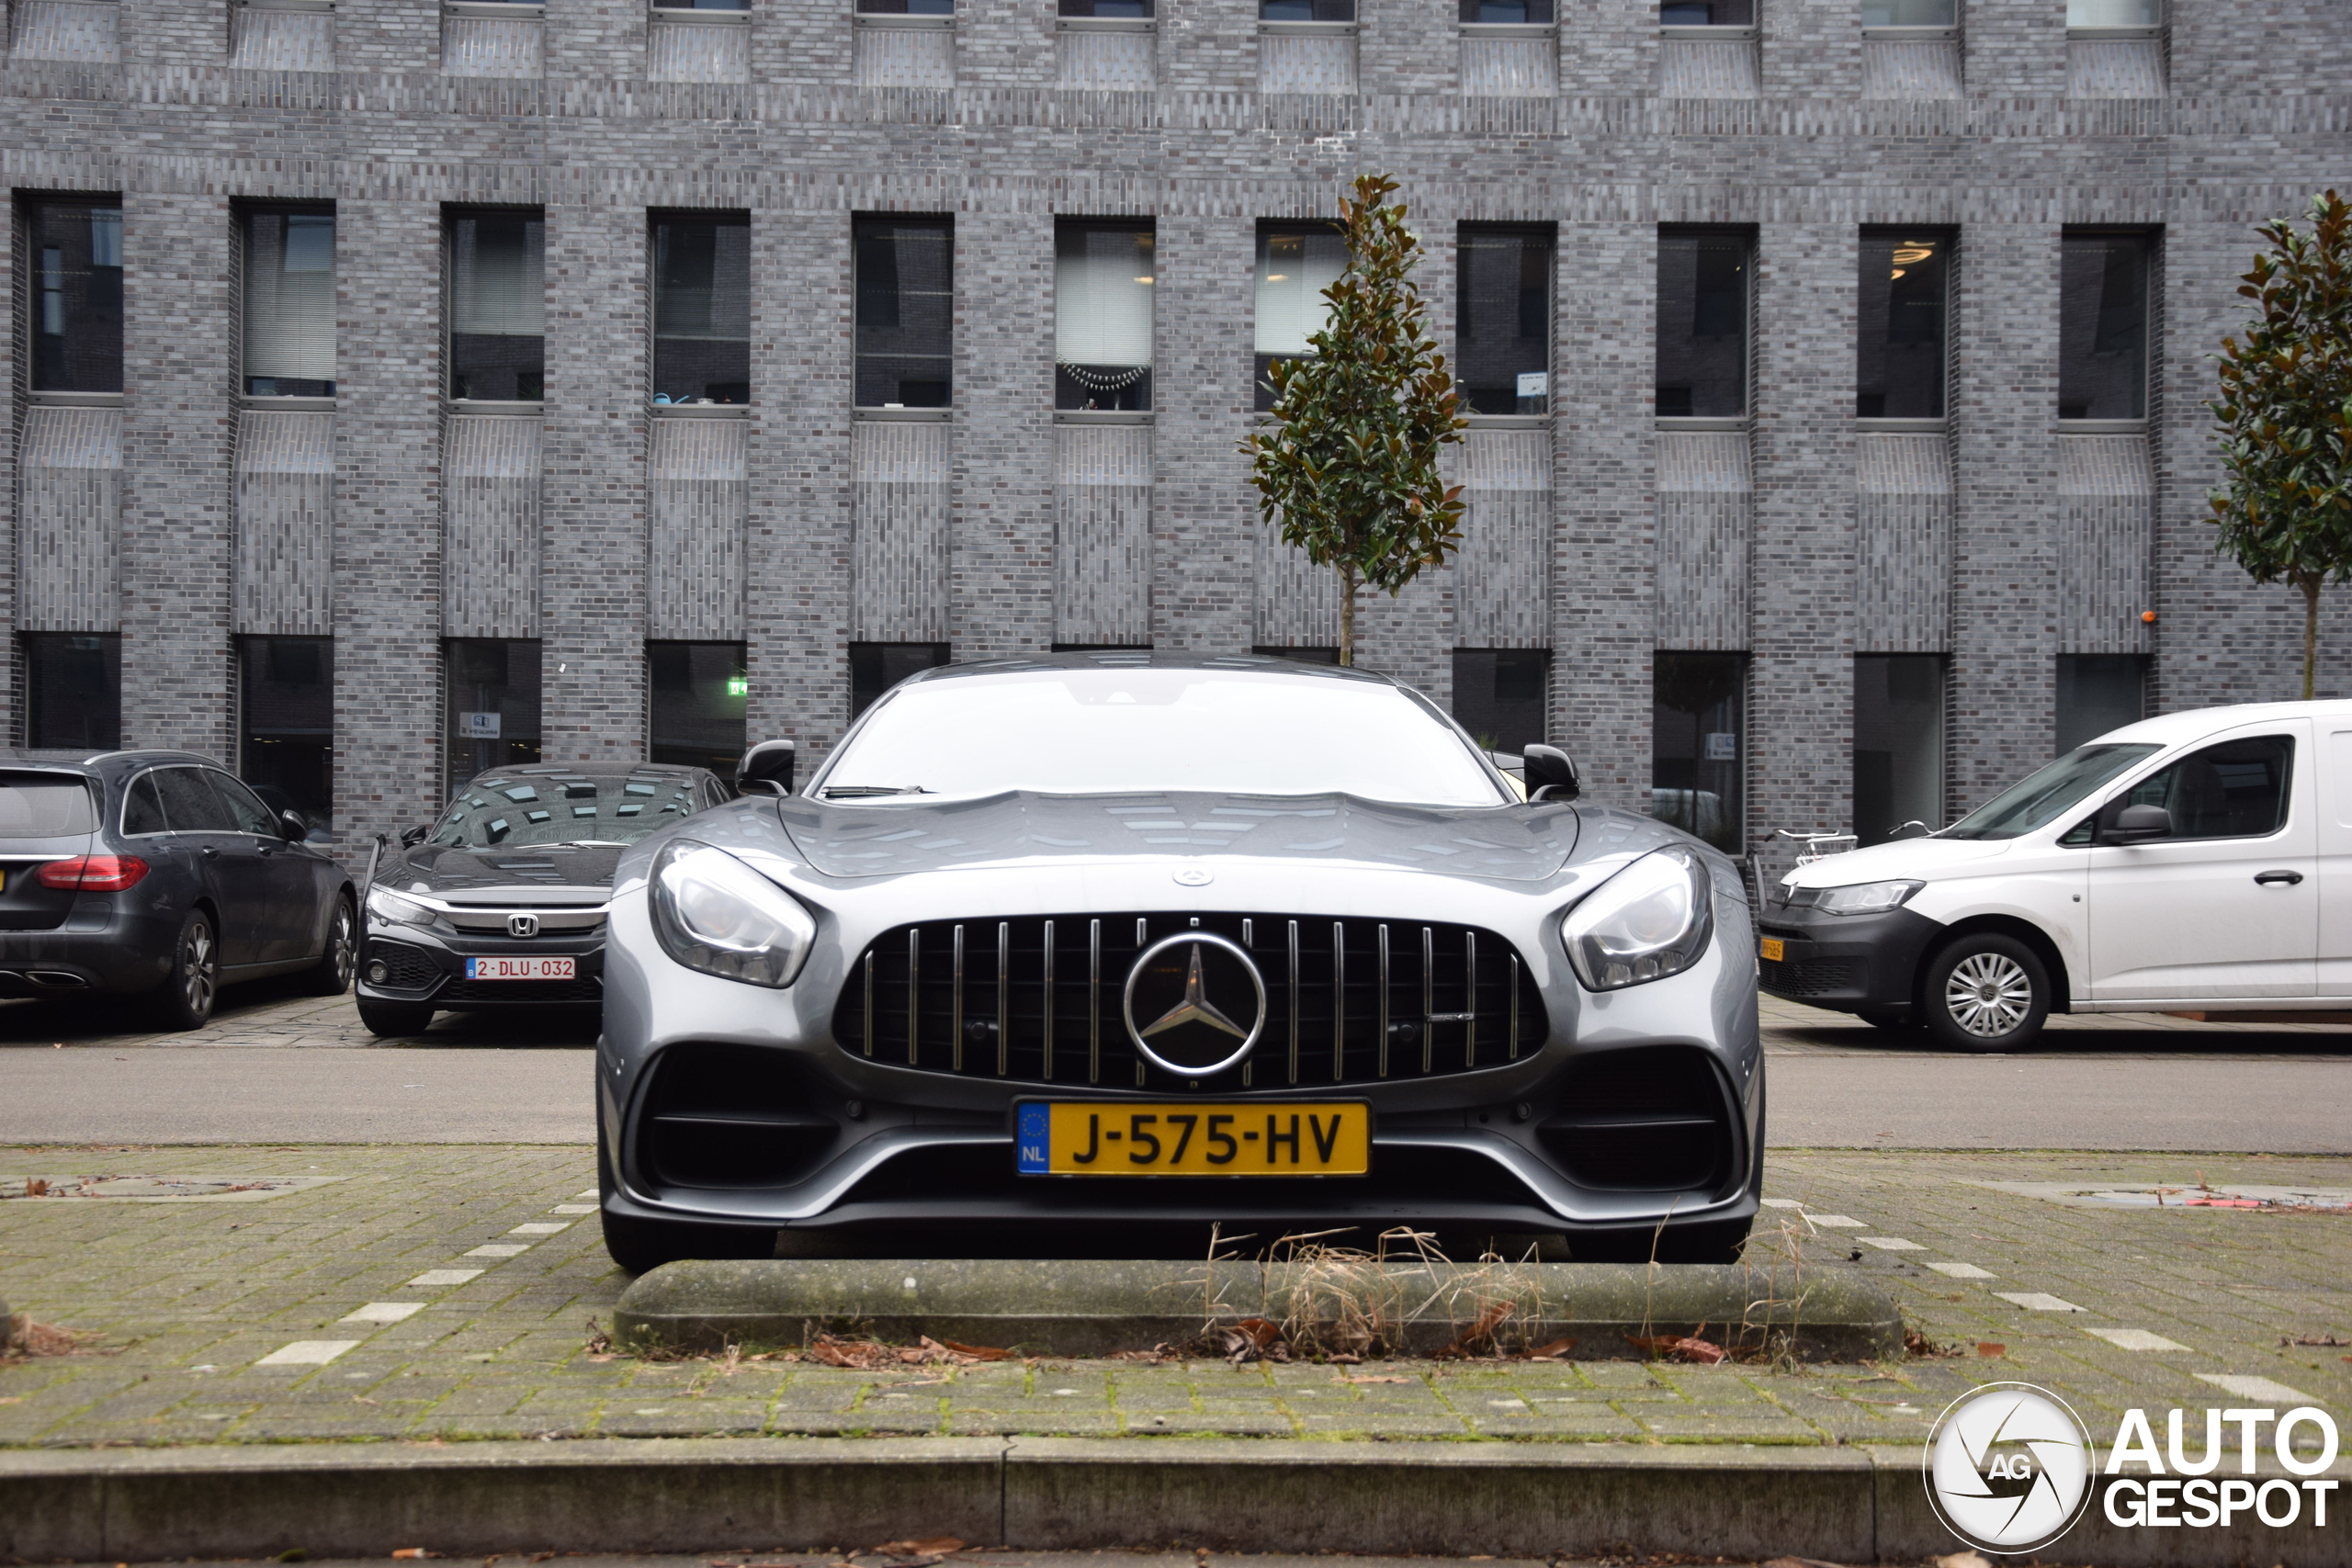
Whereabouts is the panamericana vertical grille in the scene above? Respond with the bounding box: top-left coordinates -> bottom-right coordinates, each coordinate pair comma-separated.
831,912 -> 1547,1089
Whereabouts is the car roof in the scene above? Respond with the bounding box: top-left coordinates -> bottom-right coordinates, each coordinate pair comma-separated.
453,761 -> 718,790
902,650 -> 1400,689
2090,699 -> 2352,749
0,749 -> 220,775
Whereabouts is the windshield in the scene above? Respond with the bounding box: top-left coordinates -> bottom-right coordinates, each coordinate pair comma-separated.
1940,743 -> 2161,840
820,670 -> 1508,807
431,773 -> 702,849
0,773 -> 96,837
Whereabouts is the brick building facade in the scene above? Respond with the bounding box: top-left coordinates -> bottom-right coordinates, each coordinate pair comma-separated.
4,0 -> 2348,866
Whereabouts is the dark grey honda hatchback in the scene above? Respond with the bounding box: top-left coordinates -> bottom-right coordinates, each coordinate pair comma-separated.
0,750 -> 356,1028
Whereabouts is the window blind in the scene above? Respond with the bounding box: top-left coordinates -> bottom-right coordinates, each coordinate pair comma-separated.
451,213 -> 545,338
244,211 -> 335,386
1254,226 -> 1347,356
656,219 -> 751,342
1055,226 -> 1154,370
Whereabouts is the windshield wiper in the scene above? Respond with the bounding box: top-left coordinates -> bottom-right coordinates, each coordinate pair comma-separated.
822,784 -> 931,799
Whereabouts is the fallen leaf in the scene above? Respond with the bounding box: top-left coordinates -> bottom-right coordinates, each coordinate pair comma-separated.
391,1551 -> 438,1561
1525,1337 -> 1577,1359
1904,1328 -> 1959,1359
940,1339 -> 1014,1362
1221,1317 -> 1284,1363
25,1179 -> 47,1197
1975,1342 -> 2006,1358
1325,1352 -> 1362,1364
1626,1327 -> 1727,1365
873,1539 -> 965,1559
1436,1301 -> 1516,1359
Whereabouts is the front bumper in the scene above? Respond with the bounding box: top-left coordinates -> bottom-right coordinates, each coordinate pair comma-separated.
358,921 -> 605,1009
1755,903 -> 1945,1013
0,897 -> 182,995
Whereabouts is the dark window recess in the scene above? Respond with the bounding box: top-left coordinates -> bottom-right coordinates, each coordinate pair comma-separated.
1538,1045 -> 1734,1193
28,200 -> 122,394
653,213 -> 751,405
650,641 -> 748,773
449,210 -> 544,402
1061,0 -> 1152,14
1856,232 -> 1947,420
447,638 -> 543,797
1255,220 -> 1346,413
854,216 -> 952,409
1261,0 -> 1353,15
1460,0 -> 1552,17
22,634 -> 120,751
851,642 -> 952,719
2055,653 -> 2146,756
857,0 -> 953,11
2110,735 -> 2293,842
640,1043 -> 841,1188
1656,230 -> 1747,419
1456,226 -> 1553,417
239,637 -> 334,829
1853,654 -> 1943,846
1660,0 -> 1749,19
243,209 -> 335,398
1652,652 -> 1744,853
1057,221 -> 1155,412
655,0 -> 747,9
1251,646 -> 1340,665
1452,649 -> 1550,754
2059,232 -> 2150,421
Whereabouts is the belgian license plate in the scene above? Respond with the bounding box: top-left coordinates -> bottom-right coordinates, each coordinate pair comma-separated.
1016,1101 -> 1371,1177
465,955 -> 576,981
1759,937 -> 1785,963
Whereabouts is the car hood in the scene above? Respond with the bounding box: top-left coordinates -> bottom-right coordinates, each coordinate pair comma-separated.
779,791 -> 1579,883
1781,834 -> 2015,888
376,841 -> 629,898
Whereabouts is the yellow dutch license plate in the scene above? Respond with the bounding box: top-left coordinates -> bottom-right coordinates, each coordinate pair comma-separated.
1759,937 -> 1785,963
1016,1101 -> 1371,1177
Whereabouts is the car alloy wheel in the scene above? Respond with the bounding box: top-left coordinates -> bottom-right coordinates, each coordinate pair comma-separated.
1943,952 -> 2031,1038
182,917 -> 217,1017
328,901 -> 355,985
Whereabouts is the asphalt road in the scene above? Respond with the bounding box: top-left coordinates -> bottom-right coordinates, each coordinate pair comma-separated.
2,988 -> 2348,1151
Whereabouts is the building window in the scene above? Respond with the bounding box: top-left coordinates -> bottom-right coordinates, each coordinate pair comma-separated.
1853,654 -> 1941,846
239,637 -> 334,833
1453,649 -> 1550,754
1656,230 -> 1747,419
27,199 -> 122,394
1261,0 -> 1352,17
243,209 -> 334,398
1460,0 -> 1552,18
1861,0 -> 1952,21
1056,221 -> 1154,412
448,209 -> 544,402
2066,0 -> 2158,22
653,213 -> 751,406
1254,220 -> 1345,413
1457,225 -> 1552,416
851,642 -> 952,718
854,216 -> 952,410
1857,231 -> 1947,420
1652,652 -> 1744,853
657,0 -> 747,9
447,638 -> 542,796
1251,646 -> 1339,664
2056,653 -> 2145,755
857,0 -> 953,12
22,633 -> 120,751
2059,232 -> 2150,422
649,641 -> 748,772
1660,0 -> 1750,21
1062,0 -> 1152,13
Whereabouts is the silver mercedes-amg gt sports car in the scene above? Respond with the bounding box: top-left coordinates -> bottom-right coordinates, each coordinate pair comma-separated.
594,651 -> 1763,1272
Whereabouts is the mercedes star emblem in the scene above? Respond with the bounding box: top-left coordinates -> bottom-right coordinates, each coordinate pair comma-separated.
1122,931 -> 1266,1077
1172,867 -> 1213,886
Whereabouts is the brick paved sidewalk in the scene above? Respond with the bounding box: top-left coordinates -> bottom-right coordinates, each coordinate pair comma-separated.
3,1144 -> 2344,1453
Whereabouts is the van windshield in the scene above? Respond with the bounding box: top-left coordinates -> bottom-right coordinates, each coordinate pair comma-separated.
1939,743 -> 2160,840
0,773 -> 96,837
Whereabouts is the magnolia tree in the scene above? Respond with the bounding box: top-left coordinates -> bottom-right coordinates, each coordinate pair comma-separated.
2211,188 -> 2352,700
1242,174 -> 1467,667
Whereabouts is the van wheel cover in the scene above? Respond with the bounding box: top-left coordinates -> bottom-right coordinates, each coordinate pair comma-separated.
1943,952 -> 2032,1037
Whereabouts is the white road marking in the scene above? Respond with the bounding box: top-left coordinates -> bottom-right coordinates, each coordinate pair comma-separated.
340,1303 -> 424,1325
509,1222 -> 569,1235
1803,1214 -> 1866,1227
1994,1292 -> 2085,1312
465,1243 -> 530,1258
550,1203 -> 596,1214
2197,1373 -> 2315,1403
2085,1327 -> 2188,1351
575,1189 -> 599,1199
1859,1236 -> 1926,1251
1760,1198 -> 1805,1209
1926,1261 -> 1996,1280
407,1269 -> 483,1287
256,1339 -> 360,1366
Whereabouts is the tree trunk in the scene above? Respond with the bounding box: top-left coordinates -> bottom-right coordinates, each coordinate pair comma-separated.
1339,561 -> 1358,667
2304,578 -> 2323,702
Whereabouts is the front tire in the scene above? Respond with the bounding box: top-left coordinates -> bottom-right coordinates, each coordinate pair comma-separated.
148,908 -> 219,1031
297,894 -> 357,996
1921,933 -> 2050,1052
356,998 -> 436,1037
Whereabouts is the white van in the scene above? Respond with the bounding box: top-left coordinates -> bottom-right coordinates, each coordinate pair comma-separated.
1758,700 -> 2351,1050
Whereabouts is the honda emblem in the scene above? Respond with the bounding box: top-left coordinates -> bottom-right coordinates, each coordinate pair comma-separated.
507,913 -> 540,939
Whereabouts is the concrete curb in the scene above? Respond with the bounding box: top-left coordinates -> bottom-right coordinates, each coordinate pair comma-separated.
4,1437 -> 2346,1565
614,1258 -> 1905,1360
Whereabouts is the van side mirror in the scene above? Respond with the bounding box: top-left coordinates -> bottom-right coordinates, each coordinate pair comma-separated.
400,825 -> 429,848
1521,744 -> 1581,803
2101,802 -> 2172,844
737,738 -> 797,798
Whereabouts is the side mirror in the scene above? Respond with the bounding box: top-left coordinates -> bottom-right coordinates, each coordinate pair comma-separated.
1521,743 -> 1581,803
277,808 -> 309,842
737,738 -> 797,798
400,825 -> 429,848
2101,802 -> 2172,844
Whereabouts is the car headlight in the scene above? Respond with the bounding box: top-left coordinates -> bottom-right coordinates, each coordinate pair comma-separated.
649,839 -> 816,988
365,885 -> 433,927
1560,845 -> 1714,991
1815,879 -> 1925,916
